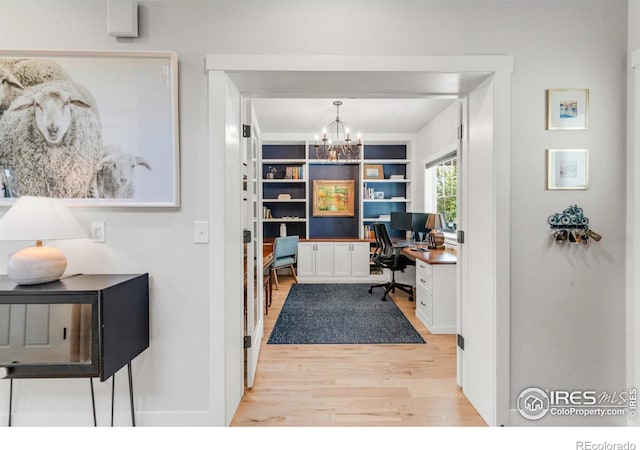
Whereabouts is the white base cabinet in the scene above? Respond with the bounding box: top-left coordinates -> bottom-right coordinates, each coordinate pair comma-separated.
415,259 -> 456,334
297,242 -> 333,277
298,241 -> 373,282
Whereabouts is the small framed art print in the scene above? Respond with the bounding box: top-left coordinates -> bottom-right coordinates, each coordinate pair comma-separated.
546,88 -> 589,130
546,149 -> 589,190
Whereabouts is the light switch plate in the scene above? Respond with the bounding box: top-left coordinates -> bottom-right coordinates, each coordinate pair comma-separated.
91,222 -> 105,243
194,221 -> 209,244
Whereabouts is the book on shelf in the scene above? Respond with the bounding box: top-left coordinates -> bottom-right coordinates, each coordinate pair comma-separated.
389,174 -> 405,180
284,166 -> 304,180
277,193 -> 292,200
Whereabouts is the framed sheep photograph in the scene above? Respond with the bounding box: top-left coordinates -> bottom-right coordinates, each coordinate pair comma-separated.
0,50 -> 180,207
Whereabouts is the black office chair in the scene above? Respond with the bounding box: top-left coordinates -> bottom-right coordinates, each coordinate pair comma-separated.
369,223 -> 414,302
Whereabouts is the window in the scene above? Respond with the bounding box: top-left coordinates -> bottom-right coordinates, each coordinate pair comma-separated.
425,155 -> 457,232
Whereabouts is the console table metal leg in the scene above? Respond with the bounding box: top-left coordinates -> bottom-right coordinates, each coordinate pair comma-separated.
89,378 -> 97,427
7,378 -> 12,427
110,376 -> 115,427
127,362 -> 135,427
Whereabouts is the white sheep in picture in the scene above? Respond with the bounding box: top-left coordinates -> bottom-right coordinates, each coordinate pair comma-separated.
0,79 -> 104,198
0,66 -> 25,117
0,58 -> 72,118
96,150 -> 151,199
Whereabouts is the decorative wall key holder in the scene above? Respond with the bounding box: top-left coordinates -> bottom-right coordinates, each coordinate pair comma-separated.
547,205 -> 602,245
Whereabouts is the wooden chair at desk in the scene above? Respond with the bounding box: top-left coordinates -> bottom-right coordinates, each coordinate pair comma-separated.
369,223 -> 414,302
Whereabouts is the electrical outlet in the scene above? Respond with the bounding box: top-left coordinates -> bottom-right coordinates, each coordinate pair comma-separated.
194,221 -> 209,244
91,221 -> 105,243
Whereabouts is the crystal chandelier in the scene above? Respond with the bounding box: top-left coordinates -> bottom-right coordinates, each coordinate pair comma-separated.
314,101 -> 362,162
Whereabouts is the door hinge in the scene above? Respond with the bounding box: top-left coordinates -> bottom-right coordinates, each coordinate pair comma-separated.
457,124 -> 463,140
457,230 -> 465,244
244,336 -> 251,349
243,229 -> 251,243
457,333 -> 465,350
242,124 -> 251,138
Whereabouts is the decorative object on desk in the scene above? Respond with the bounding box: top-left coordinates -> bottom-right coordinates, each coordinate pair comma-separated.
313,100 -> 362,162
0,196 -> 87,285
546,88 -> 589,130
277,193 -> 292,200
312,180 -> 355,217
280,223 -> 287,237
425,213 -> 446,249
546,149 -> 589,190
364,164 -> 384,180
547,204 -> 601,245
267,284 -> 425,344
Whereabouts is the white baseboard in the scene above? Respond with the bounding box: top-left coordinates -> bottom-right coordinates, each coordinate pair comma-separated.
0,410 -> 217,427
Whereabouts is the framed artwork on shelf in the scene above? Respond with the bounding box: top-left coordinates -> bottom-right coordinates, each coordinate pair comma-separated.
364,164 -> 384,179
546,149 -> 589,190
0,49 -> 180,207
312,180 -> 355,217
546,88 -> 589,130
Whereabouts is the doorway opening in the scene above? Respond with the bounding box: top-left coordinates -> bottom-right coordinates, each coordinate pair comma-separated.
206,54 -> 512,426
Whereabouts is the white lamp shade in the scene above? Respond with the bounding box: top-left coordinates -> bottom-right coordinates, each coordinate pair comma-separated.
0,196 -> 87,241
0,196 -> 87,285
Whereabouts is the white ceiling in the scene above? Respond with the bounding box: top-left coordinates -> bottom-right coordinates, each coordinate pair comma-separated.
230,71 -> 490,135
252,98 -> 455,135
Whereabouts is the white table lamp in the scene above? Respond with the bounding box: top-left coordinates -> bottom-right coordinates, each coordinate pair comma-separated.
0,196 -> 88,285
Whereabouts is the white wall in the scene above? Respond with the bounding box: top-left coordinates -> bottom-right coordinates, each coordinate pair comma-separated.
414,100 -> 461,212
0,0 -> 629,426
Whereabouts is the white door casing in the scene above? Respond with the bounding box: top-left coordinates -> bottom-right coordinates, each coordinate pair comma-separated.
205,54 -> 512,426
208,71 -> 244,425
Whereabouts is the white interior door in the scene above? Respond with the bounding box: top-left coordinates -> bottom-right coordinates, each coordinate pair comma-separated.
208,71 -> 245,424
245,100 -> 263,388
459,77 -> 496,424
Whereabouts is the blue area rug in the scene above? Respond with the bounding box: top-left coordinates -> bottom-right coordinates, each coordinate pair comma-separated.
267,283 -> 425,344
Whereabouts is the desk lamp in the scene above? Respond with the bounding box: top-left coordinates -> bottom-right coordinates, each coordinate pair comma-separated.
0,196 -> 87,285
425,213 -> 446,249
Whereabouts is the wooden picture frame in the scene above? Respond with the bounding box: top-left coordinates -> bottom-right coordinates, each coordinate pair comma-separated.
0,49 -> 180,207
364,164 -> 384,179
312,180 -> 355,217
546,88 -> 589,130
546,149 -> 589,190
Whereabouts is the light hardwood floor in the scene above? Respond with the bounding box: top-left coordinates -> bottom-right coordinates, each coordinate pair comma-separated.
231,275 -> 486,426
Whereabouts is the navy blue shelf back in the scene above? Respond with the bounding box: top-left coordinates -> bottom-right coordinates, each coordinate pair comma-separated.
364,144 -> 407,160
309,164 -> 360,238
